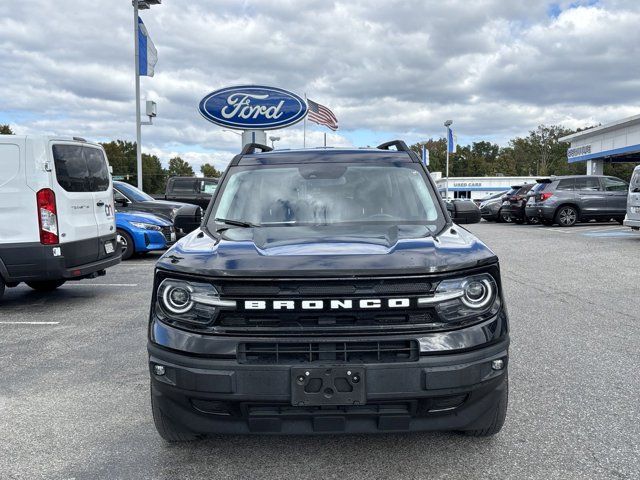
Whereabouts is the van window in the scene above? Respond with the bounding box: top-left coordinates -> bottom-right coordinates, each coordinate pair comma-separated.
52,145 -> 110,192
631,169 -> 640,192
601,177 -> 628,192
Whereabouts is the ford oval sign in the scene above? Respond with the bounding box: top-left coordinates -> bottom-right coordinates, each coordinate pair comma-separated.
198,85 -> 308,130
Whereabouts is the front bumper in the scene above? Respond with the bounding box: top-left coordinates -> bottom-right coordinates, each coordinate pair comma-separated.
148,315 -> 509,435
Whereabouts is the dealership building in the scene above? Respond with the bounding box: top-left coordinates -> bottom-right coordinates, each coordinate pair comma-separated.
431,172 -> 538,200
559,114 -> 640,174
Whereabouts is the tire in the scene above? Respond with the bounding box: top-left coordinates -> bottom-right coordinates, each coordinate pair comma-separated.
0,276 -> 5,300
615,217 -> 625,225
498,209 -> 511,223
117,229 -> 135,261
463,376 -> 509,437
26,280 -> 66,291
555,206 -> 578,227
151,388 -> 200,442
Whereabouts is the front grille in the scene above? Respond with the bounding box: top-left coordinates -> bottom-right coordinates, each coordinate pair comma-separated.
217,309 -> 437,334
237,340 -> 419,364
212,277 -> 437,336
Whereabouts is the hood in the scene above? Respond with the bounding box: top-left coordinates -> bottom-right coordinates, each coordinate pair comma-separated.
157,224 -> 497,277
116,211 -> 172,226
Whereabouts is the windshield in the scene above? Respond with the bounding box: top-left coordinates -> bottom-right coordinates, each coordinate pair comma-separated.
115,181 -> 154,202
209,163 -> 444,231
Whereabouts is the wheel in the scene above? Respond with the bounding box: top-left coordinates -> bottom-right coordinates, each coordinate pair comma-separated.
615,217 -> 625,225
463,376 -> 508,437
497,209 -> 511,223
117,229 -> 135,261
151,388 -> 200,442
0,276 -> 5,300
555,206 -> 578,227
26,280 -> 65,291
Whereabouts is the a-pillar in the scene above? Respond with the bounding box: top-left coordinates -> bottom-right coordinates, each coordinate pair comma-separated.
241,130 -> 267,148
586,159 -> 603,175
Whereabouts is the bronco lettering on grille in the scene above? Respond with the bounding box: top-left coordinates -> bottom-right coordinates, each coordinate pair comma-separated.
243,298 -> 413,310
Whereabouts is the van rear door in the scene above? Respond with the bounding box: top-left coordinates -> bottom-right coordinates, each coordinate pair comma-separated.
50,142 -> 115,265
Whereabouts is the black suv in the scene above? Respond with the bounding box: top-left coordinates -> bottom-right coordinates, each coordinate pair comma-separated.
147,141 -> 510,440
502,184 -> 535,224
526,175 -> 628,226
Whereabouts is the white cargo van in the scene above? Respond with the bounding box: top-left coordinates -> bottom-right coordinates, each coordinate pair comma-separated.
623,165 -> 640,231
0,135 -> 121,300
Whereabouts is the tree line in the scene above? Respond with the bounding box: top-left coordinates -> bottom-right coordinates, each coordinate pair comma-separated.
409,124 -> 636,182
2,124 -> 636,193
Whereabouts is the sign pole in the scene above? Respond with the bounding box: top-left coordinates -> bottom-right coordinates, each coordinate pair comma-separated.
133,2 -> 143,190
445,128 -> 450,200
303,93 -> 307,148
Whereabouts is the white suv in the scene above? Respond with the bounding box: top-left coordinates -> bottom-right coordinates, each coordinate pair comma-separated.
0,135 -> 121,300
624,165 -> 640,231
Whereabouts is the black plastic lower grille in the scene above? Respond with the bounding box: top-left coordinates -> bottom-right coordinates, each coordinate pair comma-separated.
237,340 -> 419,364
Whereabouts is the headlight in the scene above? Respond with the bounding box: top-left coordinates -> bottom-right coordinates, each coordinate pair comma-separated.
156,278 -> 235,326
418,273 -> 499,322
130,221 -> 162,231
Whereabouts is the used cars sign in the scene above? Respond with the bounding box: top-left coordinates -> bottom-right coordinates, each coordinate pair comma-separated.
198,85 -> 308,130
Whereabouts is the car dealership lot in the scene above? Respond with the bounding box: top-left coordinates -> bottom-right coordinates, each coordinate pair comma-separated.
1,223 -> 639,480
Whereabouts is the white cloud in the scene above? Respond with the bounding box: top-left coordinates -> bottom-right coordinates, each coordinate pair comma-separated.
1,0 -> 638,171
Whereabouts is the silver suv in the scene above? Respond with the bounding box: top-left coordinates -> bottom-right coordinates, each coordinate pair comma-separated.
527,175 -> 628,227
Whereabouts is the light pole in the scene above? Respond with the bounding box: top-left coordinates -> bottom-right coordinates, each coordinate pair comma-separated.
269,136 -> 281,149
133,0 -> 161,190
444,120 -> 453,200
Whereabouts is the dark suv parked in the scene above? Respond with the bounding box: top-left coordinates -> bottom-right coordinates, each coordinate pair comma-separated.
502,184 -> 535,224
148,141 -> 510,440
527,175 -> 628,226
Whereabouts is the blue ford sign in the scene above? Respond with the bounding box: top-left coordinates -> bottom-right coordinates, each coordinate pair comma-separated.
199,85 -> 308,130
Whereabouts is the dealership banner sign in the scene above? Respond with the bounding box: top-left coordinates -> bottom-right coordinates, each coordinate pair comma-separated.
199,85 -> 308,130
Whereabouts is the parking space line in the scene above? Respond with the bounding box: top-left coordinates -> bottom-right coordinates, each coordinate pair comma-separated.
65,283 -> 138,287
0,321 -> 60,325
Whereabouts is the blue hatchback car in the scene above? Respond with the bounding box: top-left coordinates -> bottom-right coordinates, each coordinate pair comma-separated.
116,211 -> 176,260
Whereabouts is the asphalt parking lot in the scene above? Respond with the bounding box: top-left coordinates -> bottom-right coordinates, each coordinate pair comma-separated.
1,222 -> 639,480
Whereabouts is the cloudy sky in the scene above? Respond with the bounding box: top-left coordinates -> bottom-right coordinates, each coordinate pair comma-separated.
1,0 -> 639,172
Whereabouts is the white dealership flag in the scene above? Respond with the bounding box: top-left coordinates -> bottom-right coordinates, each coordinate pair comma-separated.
138,17 -> 157,77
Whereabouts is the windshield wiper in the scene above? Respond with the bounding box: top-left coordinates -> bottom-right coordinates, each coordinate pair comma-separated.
214,218 -> 258,228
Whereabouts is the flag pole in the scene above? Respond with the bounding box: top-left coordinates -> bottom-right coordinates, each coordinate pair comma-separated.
133,2 -> 143,189
324,132 -> 326,147
303,93 -> 307,148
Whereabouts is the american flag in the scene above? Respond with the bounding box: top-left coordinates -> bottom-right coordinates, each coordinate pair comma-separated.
307,98 -> 338,131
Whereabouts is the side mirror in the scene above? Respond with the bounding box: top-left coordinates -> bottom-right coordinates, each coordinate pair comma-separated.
447,200 -> 481,224
114,197 -> 129,207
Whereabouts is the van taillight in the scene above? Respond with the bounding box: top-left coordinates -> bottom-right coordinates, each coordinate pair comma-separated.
539,192 -> 553,201
36,188 -> 59,245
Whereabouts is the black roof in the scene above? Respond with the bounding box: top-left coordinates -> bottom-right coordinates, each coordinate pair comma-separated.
230,140 -> 419,166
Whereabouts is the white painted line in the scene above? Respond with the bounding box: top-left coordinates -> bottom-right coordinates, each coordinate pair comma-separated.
0,321 -> 60,325
65,283 -> 138,287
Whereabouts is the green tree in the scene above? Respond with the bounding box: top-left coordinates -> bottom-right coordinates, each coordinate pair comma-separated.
200,163 -> 222,178
142,153 -> 167,194
0,125 -> 14,134
167,156 -> 194,177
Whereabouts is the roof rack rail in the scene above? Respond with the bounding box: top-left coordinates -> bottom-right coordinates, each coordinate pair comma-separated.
376,140 -> 410,152
240,143 -> 273,155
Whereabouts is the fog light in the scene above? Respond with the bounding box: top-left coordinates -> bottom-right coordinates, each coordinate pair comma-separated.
153,364 -> 166,376
491,359 -> 504,371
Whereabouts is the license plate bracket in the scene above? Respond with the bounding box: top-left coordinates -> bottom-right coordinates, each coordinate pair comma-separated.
291,366 -> 365,406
